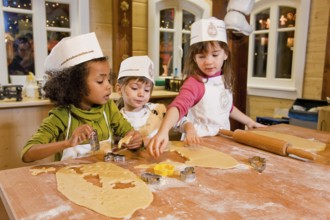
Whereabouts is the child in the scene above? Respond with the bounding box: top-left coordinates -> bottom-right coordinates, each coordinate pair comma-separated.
148,17 -> 265,157
22,32 -> 142,162
116,56 -> 166,146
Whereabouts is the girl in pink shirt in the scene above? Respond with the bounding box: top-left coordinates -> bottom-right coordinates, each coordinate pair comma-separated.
148,17 -> 265,158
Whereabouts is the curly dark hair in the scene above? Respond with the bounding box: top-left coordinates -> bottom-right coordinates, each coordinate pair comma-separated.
44,57 -> 108,107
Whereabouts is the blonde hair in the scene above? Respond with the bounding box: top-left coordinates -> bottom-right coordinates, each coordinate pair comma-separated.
116,76 -> 154,109
182,41 -> 234,91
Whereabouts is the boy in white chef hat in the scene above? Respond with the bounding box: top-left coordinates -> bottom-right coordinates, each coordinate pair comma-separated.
22,32 -> 143,162
148,17 -> 265,158
116,56 -> 167,146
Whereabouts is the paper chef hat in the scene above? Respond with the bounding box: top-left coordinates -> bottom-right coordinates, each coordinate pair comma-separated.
44,32 -> 104,71
118,56 -> 154,84
190,17 -> 227,45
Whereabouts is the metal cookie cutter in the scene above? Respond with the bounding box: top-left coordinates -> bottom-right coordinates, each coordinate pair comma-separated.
141,172 -> 162,184
180,167 -> 196,182
248,156 -> 266,173
90,129 -> 100,151
104,152 -> 126,162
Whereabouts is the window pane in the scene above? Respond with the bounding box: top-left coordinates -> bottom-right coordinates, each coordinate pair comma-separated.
160,9 -> 174,29
2,0 -> 32,10
255,9 -> 270,30
47,31 -> 70,54
182,10 -> 195,31
279,7 -> 296,28
159,32 -> 173,77
45,2 -> 70,28
4,11 -> 34,76
253,33 -> 268,77
276,31 -> 294,79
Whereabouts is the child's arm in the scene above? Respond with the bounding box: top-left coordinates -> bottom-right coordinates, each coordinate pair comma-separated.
148,107 -> 180,157
230,106 -> 266,129
182,121 -> 202,146
23,124 -> 94,162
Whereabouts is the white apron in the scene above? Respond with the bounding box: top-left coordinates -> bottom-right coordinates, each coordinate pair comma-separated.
186,75 -> 233,137
61,111 -> 112,161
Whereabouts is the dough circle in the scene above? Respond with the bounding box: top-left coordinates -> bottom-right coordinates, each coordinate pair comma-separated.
56,162 -> 153,218
169,141 -> 239,169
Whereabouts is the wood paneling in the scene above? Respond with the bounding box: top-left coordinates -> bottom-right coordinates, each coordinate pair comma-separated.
322,8 -> 330,99
112,0 -> 133,78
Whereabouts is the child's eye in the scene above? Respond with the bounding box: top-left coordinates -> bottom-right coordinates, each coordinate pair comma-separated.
144,89 -> 151,93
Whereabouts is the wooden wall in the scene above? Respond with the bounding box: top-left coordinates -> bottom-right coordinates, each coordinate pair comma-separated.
89,0 -> 330,120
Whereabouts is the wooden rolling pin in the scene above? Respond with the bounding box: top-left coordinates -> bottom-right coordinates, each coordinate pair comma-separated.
219,129 -> 317,161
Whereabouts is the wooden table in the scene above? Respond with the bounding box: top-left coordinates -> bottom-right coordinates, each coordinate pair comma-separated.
0,124 -> 329,219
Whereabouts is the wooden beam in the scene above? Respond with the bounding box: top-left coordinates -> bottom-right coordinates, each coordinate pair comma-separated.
212,0 -> 248,130
112,0 -> 132,83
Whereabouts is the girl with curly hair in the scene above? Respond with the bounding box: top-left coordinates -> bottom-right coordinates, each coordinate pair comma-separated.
22,33 -> 142,162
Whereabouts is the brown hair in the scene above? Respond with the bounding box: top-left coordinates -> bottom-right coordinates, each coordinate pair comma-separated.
182,41 -> 234,91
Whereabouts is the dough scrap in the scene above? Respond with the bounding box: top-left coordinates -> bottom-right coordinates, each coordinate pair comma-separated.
118,135 -> 132,149
251,131 -> 326,152
169,141 -> 239,169
30,166 -> 56,175
56,162 -> 153,218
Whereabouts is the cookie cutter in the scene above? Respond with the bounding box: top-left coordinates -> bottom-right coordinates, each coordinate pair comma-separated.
104,152 -> 125,162
248,156 -> 266,173
90,129 -> 100,151
141,172 -> 162,184
153,163 -> 174,177
180,166 -> 196,182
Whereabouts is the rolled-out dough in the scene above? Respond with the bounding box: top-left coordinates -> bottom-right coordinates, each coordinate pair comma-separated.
251,131 -> 326,152
56,162 -> 153,218
169,141 -> 239,169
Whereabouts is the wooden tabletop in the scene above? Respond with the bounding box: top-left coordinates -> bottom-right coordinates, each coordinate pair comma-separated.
0,124 -> 329,219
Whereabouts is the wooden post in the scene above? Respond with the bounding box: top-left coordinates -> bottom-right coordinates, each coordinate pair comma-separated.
213,0 -> 248,130
112,0 -> 132,84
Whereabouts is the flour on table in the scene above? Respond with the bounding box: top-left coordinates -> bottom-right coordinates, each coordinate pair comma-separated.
169,141 -> 239,169
251,131 -> 326,152
56,162 -> 153,218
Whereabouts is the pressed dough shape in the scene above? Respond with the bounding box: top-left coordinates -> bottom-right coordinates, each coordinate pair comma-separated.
56,162 -> 153,218
251,131 -> 326,152
169,141 -> 239,169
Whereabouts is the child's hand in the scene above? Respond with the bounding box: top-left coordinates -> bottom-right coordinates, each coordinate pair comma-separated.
147,131 -> 169,158
247,121 -> 267,129
68,124 -> 94,148
121,130 -> 143,150
184,129 -> 202,147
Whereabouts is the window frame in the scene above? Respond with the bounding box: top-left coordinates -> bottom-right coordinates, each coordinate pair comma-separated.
148,0 -> 211,80
247,0 -> 311,99
0,0 -> 89,84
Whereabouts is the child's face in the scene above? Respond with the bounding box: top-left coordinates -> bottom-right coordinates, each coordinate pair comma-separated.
194,43 -> 227,77
80,61 -> 111,110
118,79 -> 152,111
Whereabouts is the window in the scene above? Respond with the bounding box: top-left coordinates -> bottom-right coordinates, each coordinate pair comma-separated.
148,0 -> 211,79
0,0 -> 89,85
247,0 -> 311,99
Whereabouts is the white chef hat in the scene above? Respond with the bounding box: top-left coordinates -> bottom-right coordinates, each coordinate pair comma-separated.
118,56 -> 154,84
190,17 -> 227,45
44,32 -> 104,71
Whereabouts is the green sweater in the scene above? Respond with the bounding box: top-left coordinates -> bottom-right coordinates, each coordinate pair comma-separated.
22,99 -> 133,161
